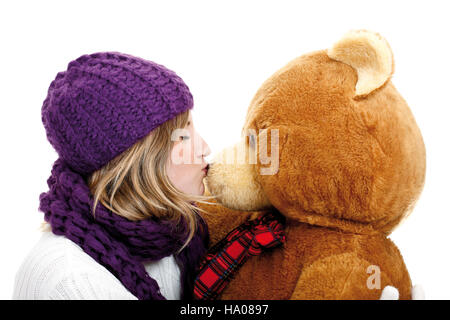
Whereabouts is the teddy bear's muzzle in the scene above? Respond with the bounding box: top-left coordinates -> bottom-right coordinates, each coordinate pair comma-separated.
204,139 -> 272,211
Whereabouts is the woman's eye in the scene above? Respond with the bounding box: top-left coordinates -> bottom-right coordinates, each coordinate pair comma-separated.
180,135 -> 190,141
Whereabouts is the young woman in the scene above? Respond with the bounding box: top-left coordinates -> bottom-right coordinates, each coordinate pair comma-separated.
13,52 -> 211,300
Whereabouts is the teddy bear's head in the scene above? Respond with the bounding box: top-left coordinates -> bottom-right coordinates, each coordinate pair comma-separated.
206,30 -> 426,235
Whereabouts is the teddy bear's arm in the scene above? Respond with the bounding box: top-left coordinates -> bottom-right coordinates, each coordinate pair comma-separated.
290,252 -> 411,300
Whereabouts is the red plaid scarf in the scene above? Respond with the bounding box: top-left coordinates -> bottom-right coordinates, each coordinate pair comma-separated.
193,211 -> 286,300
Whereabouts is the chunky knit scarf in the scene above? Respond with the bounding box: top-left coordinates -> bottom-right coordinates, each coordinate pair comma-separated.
38,158 -> 209,300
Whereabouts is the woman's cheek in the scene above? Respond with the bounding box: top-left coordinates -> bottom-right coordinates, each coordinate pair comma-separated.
171,142 -> 188,164
180,140 -> 195,164
189,139 -> 196,164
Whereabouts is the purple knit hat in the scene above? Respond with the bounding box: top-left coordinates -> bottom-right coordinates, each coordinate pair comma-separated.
41,51 -> 193,176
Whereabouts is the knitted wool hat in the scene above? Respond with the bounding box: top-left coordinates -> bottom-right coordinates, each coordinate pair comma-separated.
41,51 -> 193,176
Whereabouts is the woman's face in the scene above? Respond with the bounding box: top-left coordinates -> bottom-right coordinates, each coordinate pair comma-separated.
166,112 -> 211,196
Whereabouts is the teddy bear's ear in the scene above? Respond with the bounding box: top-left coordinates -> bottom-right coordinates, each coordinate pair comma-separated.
327,29 -> 394,98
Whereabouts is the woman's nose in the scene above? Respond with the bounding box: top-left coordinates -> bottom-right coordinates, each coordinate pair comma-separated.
203,141 -> 211,158
196,134 -> 211,159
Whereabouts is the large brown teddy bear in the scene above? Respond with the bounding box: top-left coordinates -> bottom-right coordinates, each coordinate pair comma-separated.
198,29 -> 426,300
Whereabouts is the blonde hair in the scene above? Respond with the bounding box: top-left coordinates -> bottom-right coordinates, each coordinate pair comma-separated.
41,110 -> 213,250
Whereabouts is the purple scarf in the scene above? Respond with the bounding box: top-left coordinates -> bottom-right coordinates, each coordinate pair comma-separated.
38,158 -> 209,300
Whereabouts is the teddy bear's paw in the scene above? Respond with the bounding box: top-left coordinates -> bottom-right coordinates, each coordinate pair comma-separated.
379,286 -> 399,300
412,284 -> 425,300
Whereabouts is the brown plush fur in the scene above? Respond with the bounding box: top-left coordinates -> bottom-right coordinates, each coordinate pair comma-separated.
198,30 -> 426,300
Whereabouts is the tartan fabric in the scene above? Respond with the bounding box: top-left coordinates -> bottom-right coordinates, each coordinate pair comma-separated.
193,211 -> 286,300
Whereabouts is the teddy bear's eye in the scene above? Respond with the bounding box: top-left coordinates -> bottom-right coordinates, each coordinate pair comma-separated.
248,134 -> 256,148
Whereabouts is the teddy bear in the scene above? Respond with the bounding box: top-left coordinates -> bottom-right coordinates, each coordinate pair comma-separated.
196,29 -> 426,300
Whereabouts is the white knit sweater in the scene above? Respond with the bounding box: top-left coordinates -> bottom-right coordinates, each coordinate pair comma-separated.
12,231 -> 181,300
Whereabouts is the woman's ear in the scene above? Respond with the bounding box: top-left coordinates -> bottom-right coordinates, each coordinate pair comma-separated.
327,29 -> 395,98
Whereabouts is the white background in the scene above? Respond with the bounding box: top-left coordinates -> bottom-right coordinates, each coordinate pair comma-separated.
1,0 -> 449,299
